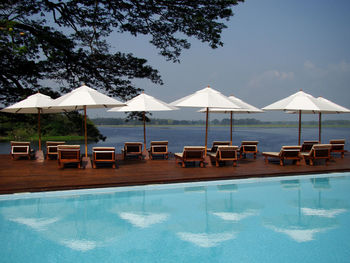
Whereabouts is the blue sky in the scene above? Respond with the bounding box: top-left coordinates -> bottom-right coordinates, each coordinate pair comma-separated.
94,0 -> 350,121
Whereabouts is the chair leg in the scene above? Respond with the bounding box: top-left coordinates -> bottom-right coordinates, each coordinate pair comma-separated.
233,161 -> 237,167
279,159 -> 284,166
264,156 -> 268,164
216,160 -> 219,167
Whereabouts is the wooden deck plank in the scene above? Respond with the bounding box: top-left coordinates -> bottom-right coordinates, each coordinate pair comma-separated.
0,153 -> 349,194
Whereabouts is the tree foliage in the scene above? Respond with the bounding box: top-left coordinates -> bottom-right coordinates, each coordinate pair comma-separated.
0,0 -> 243,105
0,111 -> 105,142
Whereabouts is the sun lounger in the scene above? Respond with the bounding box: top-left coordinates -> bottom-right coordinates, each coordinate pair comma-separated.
92,147 -> 116,168
10,141 -> 33,160
301,144 -> 332,166
300,140 -> 319,154
207,141 -> 231,154
239,141 -> 258,159
174,146 -> 206,168
149,141 -> 168,160
329,139 -> 346,158
46,141 -> 65,159
122,142 -> 143,160
208,146 -> 239,167
262,146 -> 302,166
57,145 -> 81,168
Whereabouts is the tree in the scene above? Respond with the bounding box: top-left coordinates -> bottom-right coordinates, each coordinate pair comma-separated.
0,0 -> 243,105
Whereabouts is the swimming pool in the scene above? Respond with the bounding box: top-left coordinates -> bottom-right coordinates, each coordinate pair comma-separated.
0,173 -> 349,263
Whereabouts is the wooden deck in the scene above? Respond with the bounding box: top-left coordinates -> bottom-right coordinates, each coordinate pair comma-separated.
0,153 -> 350,195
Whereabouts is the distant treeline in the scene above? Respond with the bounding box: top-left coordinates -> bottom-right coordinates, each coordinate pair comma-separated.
91,118 -> 350,126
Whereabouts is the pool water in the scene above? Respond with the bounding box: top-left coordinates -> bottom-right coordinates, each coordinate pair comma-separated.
0,173 -> 350,263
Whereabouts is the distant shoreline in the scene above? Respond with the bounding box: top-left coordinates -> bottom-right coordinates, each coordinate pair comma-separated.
96,124 -> 350,128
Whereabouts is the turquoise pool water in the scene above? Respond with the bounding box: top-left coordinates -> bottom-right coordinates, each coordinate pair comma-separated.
0,173 -> 350,263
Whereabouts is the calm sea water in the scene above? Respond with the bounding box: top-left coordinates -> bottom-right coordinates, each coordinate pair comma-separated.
1,126 -> 349,154
0,173 -> 349,263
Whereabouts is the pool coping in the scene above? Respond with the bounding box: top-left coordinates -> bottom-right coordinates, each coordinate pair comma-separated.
0,171 -> 347,201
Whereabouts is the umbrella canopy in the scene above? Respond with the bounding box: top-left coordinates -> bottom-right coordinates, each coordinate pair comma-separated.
170,86 -> 239,155
262,90 -> 322,112
50,85 -> 125,157
1,93 -> 61,150
108,92 -> 177,150
287,97 -> 350,142
199,95 -> 263,144
199,95 -> 263,114
262,90 -> 324,145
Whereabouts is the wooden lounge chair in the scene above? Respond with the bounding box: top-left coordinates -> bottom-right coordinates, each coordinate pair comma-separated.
57,145 -> 81,168
301,144 -> 332,166
208,146 -> 239,167
239,141 -> 258,159
207,141 -> 231,154
122,142 -> 143,160
10,141 -> 33,160
262,146 -> 302,166
149,141 -> 168,160
92,147 -> 116,168
46,141 -> 65,159
329,139 -> 346,158
300,140 -> 319,154
174,146 -> 205,168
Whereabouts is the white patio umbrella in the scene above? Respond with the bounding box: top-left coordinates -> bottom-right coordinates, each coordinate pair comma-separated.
49,85 -> 125,157
108,92 -> 178,151
170,86 -> 239,155
262,90 -> 324,145
1,92 -> 61,152
199,95 -> 263,144
287,97 -> 350,142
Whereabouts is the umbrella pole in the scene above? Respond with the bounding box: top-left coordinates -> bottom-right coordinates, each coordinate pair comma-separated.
298,110 -> 301,145
38,109 -> 41,151
230,112 -> 233,145
84,105 -> 88,158
319,113 -> 322,143
205,108 -> 209,156
143,111 -> 146,150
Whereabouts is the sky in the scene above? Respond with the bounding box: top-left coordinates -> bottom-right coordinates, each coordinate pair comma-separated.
91,0 -> 350,121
